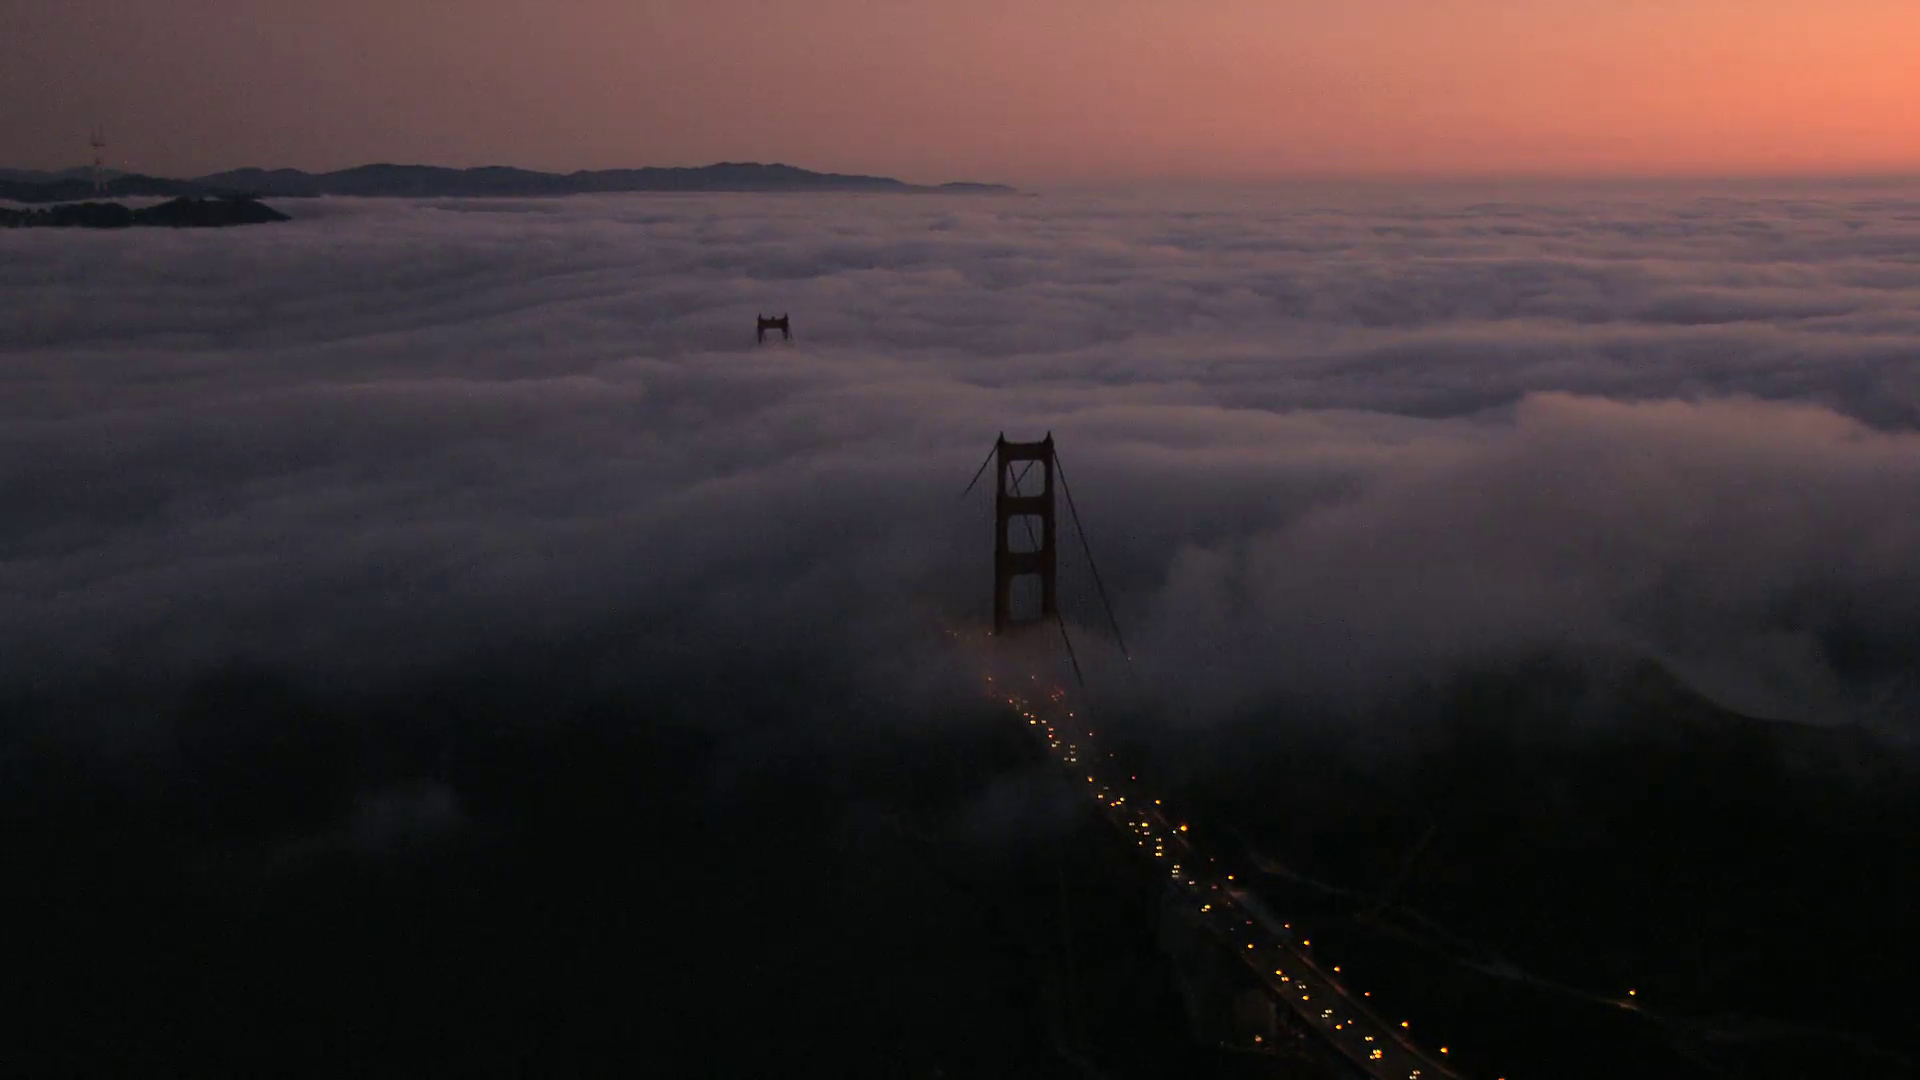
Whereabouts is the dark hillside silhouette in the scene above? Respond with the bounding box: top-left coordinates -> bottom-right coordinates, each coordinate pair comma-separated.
1,196 -> 289,228
1,163 -> 1015,203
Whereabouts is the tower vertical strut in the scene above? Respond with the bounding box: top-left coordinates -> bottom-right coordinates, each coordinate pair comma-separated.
992,432 -> 1059,636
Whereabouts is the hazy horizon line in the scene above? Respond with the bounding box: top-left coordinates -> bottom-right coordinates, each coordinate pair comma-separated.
9,156 -> 1919,193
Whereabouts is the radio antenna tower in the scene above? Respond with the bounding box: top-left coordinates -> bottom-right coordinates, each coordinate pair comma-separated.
89,127 -> 108,195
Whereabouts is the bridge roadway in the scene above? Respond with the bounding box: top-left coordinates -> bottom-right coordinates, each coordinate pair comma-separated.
992,675 -> 1467,1080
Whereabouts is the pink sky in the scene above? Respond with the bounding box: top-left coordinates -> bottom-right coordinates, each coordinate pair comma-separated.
4,0 -> 1917,182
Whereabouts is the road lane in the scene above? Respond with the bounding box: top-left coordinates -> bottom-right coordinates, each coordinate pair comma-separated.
993,672 -> 1468,1080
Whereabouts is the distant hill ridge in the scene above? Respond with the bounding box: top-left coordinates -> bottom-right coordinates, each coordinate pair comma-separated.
0,162 -> 1015,203
2,196 -> 289,229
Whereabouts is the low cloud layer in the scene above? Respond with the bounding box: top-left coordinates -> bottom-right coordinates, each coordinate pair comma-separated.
5,181 -> 1920,731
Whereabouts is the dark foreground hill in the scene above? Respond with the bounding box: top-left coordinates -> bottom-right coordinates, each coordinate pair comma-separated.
1,196 -> 289,228
10,631 -> 1899,1078
0,162 -> 1015,203
2,651 -> 1213,1079
1111,653 -> 1920,1080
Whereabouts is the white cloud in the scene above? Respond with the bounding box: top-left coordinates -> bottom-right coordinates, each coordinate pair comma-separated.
5,183 -> 1920,727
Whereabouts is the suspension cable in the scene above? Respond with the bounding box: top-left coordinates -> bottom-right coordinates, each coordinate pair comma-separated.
1053,448 -> 1132,663
959,438 -> 1000,500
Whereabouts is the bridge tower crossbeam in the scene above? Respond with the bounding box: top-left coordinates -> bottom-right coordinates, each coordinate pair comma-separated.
993,433 -> 1058,636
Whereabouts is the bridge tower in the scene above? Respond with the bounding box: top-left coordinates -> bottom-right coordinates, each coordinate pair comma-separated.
993,433 -> 1058,635
89,128 -> 108,196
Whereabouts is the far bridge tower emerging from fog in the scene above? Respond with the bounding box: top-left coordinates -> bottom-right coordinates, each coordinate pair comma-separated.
993,433 -> 1058,635
89,128 -> 108,196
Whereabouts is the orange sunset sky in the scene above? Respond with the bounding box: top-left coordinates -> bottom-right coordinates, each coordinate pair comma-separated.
3,0 -> 1916,182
